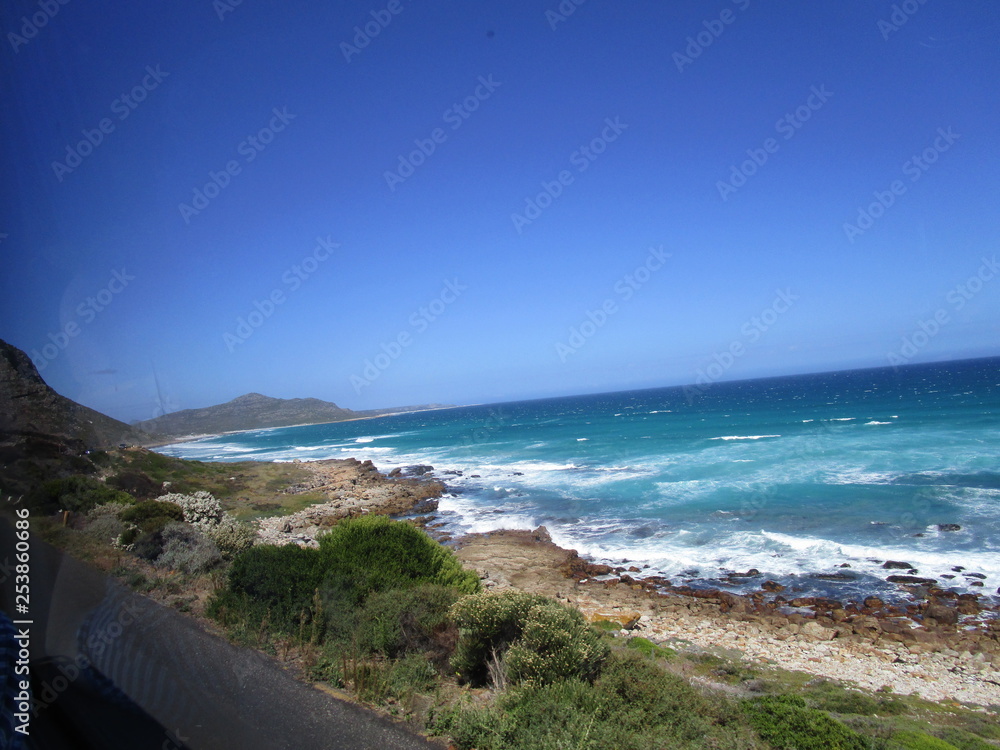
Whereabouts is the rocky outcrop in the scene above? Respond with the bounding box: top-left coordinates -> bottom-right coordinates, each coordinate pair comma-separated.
256,458 -> 445,546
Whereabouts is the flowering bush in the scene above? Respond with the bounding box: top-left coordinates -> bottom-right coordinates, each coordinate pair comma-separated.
450,590 -> 608,687
207,514 -> 257,556
154,490 -> 256,557
157,491 -> 223,528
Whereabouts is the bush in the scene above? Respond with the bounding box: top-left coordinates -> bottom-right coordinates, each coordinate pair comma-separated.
84,514 -> 126,545
355,584 -> 458,659
157,491 -> 223,528
86,501 -> 132,520
933,728 -> 997,750
121,500 -> 185,528
436,656 -> 758,750
155,522 -> 222,574
450,590 -> 608,687
223,544 -> 326,632
317,515 -> 479,607
28,475 -> 134,514
742,694 -> 869,750
892,731 -> 960,750
206,515 -> 257,557
806,686 -> 904,716
625,636 -> 676,660
108,470 -> 162,500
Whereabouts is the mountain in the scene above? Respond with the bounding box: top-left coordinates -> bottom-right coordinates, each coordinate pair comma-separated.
133,392 -> 358,437
0,338 -> 151,450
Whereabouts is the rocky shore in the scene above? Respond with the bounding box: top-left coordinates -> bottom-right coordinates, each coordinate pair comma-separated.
454,528 -> 1000,707
252,460 -> 1000,707
256,458 -> 443,546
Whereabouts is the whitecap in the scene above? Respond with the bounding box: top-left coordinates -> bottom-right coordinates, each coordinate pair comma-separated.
709,434 -> 781,441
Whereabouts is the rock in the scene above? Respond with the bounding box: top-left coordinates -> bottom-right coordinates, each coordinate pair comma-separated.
800,621 -> 835,641
882,560 -> 913,569
584,609 -> 641,630
924,603 -> 958,626
839,563 -> 851,568
762,580 -> 785,592
532,525 -> 552,543
952,566 -> 965,572
963,572 -> 986,580
887,575 -> 938,585
937,524 -> 961,532
863,597 -> 884,609
388,467 -> 402,477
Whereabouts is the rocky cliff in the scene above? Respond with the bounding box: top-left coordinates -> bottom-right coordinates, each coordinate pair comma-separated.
0,338 -> 150,450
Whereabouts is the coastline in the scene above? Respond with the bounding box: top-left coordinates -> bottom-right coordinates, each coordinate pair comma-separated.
236,457 -> 1000,706
140,404 -> 464,449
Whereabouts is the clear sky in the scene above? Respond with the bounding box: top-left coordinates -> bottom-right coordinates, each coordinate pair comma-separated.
2,1 -> 998,423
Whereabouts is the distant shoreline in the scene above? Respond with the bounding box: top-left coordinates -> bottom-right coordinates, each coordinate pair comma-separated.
143,404 -> 463,449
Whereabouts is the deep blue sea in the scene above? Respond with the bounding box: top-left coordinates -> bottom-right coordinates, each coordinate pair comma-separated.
158,358 -> 1000,603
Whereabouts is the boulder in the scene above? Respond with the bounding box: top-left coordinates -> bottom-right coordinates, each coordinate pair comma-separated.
924,603 -> 958,626
937,524 -> 961,532
762,580 -> 785,592
584,609 -> 641,630
887,575 -> 937,585
800,621 -> 835,641
882,560 -> 913,569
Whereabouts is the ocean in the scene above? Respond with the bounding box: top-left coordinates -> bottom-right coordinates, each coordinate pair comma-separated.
157,358 -> 1000,604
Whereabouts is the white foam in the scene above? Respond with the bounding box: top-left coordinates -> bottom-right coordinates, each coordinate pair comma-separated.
577,438 -> 589,441
709,434 -> 781,441
865,421 -> 891,425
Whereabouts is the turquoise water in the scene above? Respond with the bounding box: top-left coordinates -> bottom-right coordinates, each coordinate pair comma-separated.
158,358 -> 1000,602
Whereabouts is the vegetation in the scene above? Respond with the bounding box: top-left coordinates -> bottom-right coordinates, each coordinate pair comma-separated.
28,475 -> 134,514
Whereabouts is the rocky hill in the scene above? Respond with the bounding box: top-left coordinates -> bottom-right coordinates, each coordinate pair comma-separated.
0,338 -> 151,450
133,392 -> 358,437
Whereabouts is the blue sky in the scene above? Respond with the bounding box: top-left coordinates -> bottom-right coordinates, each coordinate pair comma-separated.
2,0 -> 998,423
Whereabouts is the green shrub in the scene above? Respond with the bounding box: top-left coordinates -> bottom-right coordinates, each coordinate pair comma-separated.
436,657 -> 758,750
223,544 -> 326,631
626,636 -> 676,660
84,515 -> 126,545
892,731 -> 960,750
355,584 -> 458,659
28,475 -> 134,514
121,500 -> 185,528
205,515 -> 257,557
933,728 -> 998,750
803,681 -> 904,716
317,515 -> 479,607
450,590 -> 608,687
108,470 -> 162,500
742,694 -> 869,750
